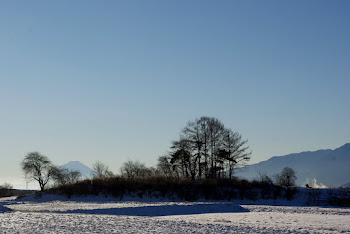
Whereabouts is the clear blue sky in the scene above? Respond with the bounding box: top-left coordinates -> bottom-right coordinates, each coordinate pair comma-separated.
1,1 -> 349,188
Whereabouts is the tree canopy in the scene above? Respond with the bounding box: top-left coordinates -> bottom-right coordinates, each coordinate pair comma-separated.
21,152 -> 56,191
274,167 -> 297,187
164,116 -> 251,180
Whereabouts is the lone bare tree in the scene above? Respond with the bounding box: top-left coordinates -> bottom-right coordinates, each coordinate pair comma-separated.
92,161 -> 114,179
274,167 -> 297,187
21,152 -> 56,191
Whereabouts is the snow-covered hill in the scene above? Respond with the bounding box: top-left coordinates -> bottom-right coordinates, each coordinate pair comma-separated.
59,161 -> 95,179
236,143 -> 350,187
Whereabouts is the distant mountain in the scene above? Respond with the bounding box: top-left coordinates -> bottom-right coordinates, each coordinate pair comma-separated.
59,161 -> 95,178
236,143 -> 350,187
341,181 -> 350,188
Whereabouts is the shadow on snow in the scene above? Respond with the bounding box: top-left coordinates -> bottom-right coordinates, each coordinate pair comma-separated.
58,203 -> 249,217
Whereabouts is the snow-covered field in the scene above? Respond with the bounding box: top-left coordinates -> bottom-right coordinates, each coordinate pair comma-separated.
1,194 -> 349,233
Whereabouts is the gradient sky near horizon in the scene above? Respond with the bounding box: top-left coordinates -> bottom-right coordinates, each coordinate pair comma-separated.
1,1 -> 349,189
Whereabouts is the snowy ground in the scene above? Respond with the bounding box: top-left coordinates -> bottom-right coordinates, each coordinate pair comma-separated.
1,195 -> 349,233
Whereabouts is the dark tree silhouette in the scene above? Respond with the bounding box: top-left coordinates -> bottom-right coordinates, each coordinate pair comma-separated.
21,152 -> 56,191
120,160 -> 153,178
274,167 -> 297,187
52,168 -> 82,185
0,183 -> 13,197
168,116 -> 251,179
92,161 -> 114,179
156,155 -> 176,177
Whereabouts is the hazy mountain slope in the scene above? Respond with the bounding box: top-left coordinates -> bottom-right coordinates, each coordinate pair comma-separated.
341,181 -> 350,188
60,161 -> 95,178
236,143 -> 350,187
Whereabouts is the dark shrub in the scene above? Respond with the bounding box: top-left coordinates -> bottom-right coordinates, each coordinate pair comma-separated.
0,183 -> 14,198
48,176 -> 301,202
285,187 -> 297,201
306,188 -> 321,205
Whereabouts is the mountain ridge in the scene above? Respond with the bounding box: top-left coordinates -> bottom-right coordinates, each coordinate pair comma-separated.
236,143 -> 350,187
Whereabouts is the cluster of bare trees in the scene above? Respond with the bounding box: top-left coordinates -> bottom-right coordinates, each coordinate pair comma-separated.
120,160 -> 156,178
52,168 -> 82,186
158,117 -> 251,180
92,161 -> 114,179
20,151 -> 159,190
258,167 -> 297,187
93,160 -> 157,179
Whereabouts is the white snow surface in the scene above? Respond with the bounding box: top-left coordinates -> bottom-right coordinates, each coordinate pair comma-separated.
1,194 -> 349,233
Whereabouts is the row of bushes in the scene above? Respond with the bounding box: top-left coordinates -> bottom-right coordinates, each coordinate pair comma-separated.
49,176 -> 297,201
0,183 -> 14,198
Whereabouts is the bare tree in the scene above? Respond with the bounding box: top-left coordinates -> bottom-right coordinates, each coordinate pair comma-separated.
183,119 -> 204,178
258,171 -> 274,185
156,155 -> 177,177
21,152 -> 56,191
206,117 -> 225,178
274,167 -> 297,187
120,160 -> 152,178
92,161 -> 114,179
169,139 -> 193,178
221,129 -> 251,179
52,168 -> 82,185
68,170 -> 82,183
